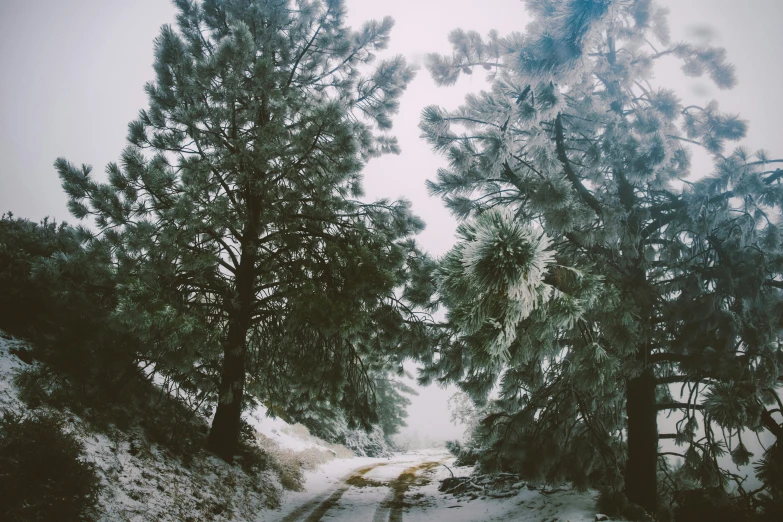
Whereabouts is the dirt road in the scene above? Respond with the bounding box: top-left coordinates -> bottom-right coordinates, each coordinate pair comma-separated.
271,451 -> 603,522
275,454 -> 448,522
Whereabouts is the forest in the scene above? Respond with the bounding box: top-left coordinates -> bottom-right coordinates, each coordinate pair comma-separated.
0,0 -> 781,521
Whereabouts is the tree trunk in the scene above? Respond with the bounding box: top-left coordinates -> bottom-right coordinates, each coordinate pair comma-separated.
625,368 -> 658,514
206,317 -> 247,462
207,250 -> 254,463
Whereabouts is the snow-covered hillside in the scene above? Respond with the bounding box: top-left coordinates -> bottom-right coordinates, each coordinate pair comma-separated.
0,331 -> 357,521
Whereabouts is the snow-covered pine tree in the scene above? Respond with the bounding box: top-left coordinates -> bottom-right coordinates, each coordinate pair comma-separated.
56,0 -> 432,463
289,374 -> 415,457
373,373 -> 417,442
284,370 -> 415,450
420,0 -> 783,513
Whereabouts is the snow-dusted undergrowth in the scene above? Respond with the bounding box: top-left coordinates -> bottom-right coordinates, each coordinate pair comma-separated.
0,330 -> 350,521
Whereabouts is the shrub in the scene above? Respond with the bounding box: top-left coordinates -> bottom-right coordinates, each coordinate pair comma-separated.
672,488 -> 750,522
1,214 -> 152,425
341,425 -> 392,458
596,487 -> 630,517
250,430 -> 305,492
236,419 -> 271,477
596,487 -> 659,521
0,410 -> 101,521
0,214 -> 78,336
445,439 -> 479,466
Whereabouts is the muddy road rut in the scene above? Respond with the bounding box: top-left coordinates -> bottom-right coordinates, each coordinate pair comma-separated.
277,456 -> 448,521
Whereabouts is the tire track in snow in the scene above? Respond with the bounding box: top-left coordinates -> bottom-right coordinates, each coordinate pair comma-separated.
373,459 -> 445,522
281,462 -> 388,522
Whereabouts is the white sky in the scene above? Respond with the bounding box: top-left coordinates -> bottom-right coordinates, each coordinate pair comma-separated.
1,0 -> 782,443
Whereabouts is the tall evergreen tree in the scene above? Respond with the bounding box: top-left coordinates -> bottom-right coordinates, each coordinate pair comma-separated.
420,0 -> 783,513
372,373 -> 416,441
289,371 -> 415,452
56,0 -> 430,462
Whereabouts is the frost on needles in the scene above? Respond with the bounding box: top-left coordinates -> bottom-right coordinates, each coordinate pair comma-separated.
419,0 -> 783,516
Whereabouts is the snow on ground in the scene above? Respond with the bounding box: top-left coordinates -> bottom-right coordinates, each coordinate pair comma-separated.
402,457 -> 615,522
246,406 -> 351,458
0,331 -> 27,412
80,430 -> 276,521
268,450 -> 443,521
2,331 -> 622,521
0,332 -> 280,521
266,447 -> 621,522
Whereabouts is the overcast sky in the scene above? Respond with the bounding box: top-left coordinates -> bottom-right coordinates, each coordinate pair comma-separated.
1,0 -> 782,443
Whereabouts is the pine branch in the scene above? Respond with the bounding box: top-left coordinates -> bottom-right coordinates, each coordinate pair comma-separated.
502,161 -> 527,192
656,402 -> 704,411
649,352 -> 692,364
286,15 -> 327,92
761,408 -> 783,439
763,168 -> 783,184
658,452 -> 686,458
655,374 -> 718,385
509,153 -> 546,180
640,165 -> 782,241
554,114 -> 602,217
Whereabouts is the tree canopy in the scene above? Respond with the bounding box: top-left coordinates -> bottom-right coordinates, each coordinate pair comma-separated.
420,0 -> 783,514
56,0 -> 432,462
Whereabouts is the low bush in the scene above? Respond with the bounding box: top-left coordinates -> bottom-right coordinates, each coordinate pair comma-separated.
236,419 -> 271,476
251,431 -> 306,491
596,489 -> 656,521
672,488 -> 751,522
340,425 -> 392,457
0,214 -> 78,336
596,487 -> 630,518
0,214 -> 142,402
445,439 -> 479,466
0,410 -> 101,521
14,363 -> 210,464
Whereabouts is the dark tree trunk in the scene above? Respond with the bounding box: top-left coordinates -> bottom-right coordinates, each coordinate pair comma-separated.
625,368 -> 658,514
207,105 -> 263,462
207,250 -> 254,463
207,321 -> 247,463
206,318 -> 247,462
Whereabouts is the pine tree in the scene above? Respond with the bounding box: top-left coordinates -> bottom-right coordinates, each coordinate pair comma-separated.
420,0 -> 783,513
56,0 -> 430,462
290,371 -> 415,455
373,373 -> 416,441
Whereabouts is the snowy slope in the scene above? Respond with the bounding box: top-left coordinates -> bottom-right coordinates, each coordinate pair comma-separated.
1,331 -> 625,521
0,331 -> 350,521
0,332 -> 25,412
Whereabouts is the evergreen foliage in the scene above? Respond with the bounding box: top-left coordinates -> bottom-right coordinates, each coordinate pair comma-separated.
340,424 -> 391,458
0,214 -> 79,337
289,372 -> 415,455
420,0 -> 783,514
0,411 -> 101,522
56,0 -> 430,462
373,374 -> 416,441
0,214 -> 141,400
